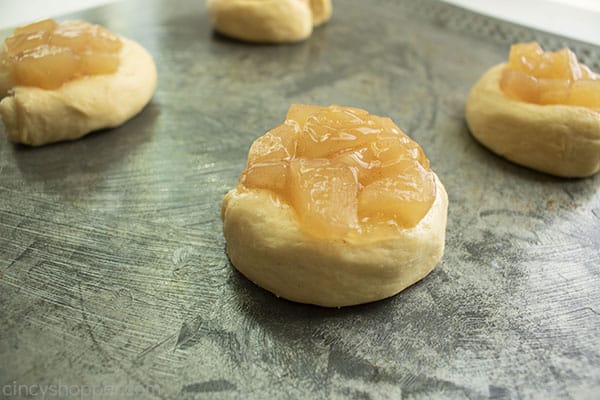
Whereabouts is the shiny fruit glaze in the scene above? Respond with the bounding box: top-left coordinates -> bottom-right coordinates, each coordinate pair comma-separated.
239,104 -> 436,239
500,42 -> 600,108
2,19 -> 122,90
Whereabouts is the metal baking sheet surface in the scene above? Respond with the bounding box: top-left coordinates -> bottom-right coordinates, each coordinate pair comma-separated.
1,0 -> 599,398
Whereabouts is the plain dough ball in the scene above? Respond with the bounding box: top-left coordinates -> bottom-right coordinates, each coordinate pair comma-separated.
308,0 -> 333,26
0,38 -> 157,146
222,175 -> 448,307
206,0 -> 332,43
466,63 -> 600,177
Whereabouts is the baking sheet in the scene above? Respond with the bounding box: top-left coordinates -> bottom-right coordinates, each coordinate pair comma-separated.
1,0 -> 599,398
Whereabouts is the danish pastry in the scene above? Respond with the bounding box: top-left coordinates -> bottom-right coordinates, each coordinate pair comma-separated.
222,104 -> 448,307
0,19 -> 157,146
466,42 -> 600,177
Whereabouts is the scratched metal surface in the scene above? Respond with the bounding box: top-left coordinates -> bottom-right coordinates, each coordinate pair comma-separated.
0,0 -> 599,399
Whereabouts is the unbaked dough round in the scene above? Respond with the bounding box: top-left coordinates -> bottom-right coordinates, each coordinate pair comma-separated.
222,175 -> 448,307
206,0 -> 332,43
466,63 -> 600,177
0,38 -> 157,146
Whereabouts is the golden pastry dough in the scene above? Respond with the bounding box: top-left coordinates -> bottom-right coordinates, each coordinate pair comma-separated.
466,64 -> 600,177
222,176 -> 448,308
0,38 -> 157,146
206,0 -> 332,43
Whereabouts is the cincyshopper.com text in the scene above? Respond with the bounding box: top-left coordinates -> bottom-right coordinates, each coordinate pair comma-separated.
1,381 -> 160,399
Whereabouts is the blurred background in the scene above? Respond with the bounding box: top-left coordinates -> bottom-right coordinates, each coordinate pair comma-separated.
0,0 -> 599,46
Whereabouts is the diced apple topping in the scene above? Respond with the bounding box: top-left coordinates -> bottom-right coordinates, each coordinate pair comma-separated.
1,19 -> 122,90
238,104 -> 436,238
500,42 -> 600,108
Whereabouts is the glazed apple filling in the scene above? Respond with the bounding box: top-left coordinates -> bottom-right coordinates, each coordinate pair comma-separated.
239,104 -> 436,238
500,42 -> 600,108
2,19 -> 122,90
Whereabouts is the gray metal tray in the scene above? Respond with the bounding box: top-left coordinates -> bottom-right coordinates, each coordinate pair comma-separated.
1,0 -> 599,398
